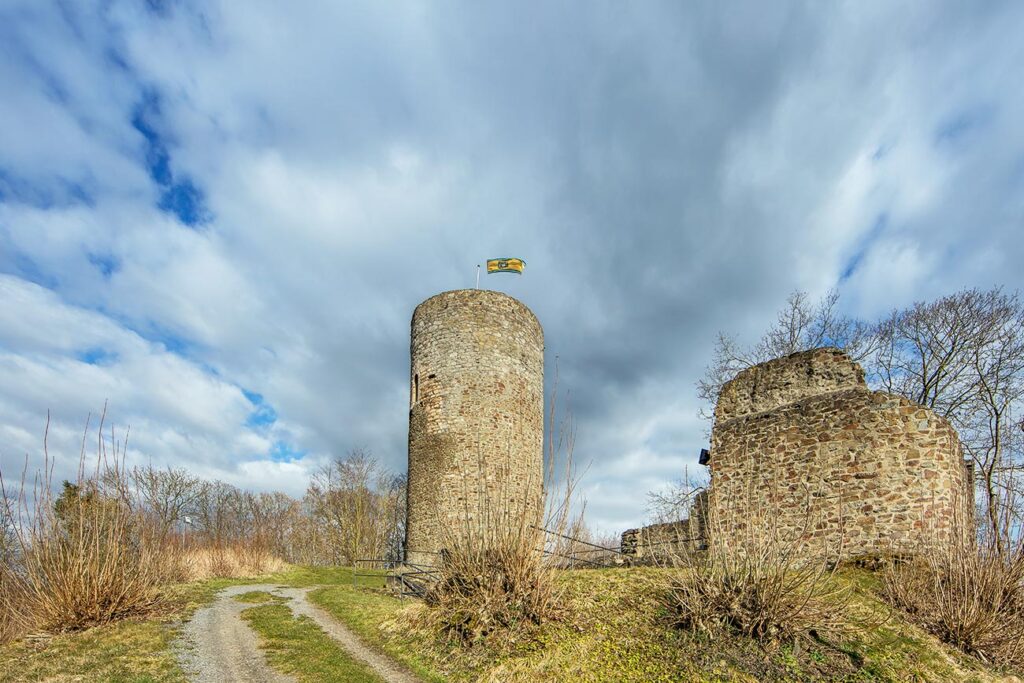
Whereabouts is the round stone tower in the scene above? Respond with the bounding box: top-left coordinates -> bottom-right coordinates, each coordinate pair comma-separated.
404,289 -> 544,567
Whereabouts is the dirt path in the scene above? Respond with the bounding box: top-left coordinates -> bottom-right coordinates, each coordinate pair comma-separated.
270,587 -> 421,683
176,584 -> 421,683
177,585 -> 292,683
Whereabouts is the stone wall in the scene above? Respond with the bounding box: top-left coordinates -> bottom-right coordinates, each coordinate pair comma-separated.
714,347 -> 866,424
707,348 -> 969,559
621,491 -> 708,564
404,289 -> 544,567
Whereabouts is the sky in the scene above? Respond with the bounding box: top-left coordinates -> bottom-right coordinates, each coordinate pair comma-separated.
1,1 -> 1023,534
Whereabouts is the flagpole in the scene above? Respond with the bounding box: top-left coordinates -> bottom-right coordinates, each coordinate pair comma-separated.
476,264 -> 480,289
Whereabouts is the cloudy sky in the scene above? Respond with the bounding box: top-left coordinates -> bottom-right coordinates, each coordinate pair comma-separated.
1,1 -> 1023,533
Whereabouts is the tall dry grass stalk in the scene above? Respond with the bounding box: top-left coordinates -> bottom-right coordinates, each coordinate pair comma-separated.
165,544 -> 287,582
0,410 -> 165,640
424,383 -> 583,645
884,488 -> 1024,667
664,449 -> 848,643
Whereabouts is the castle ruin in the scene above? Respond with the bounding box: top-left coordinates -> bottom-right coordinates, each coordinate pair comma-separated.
624,348 -> 971,562
400,290 -> 969,565
404,289 -> 545,567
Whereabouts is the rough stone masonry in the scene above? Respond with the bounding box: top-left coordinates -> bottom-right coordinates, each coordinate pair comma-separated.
706,347 -> 971,559
623,347 -> 972,562
404,289 -> 545,567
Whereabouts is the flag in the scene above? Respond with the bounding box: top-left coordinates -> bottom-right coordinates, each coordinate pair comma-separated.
486,257 -> 525,274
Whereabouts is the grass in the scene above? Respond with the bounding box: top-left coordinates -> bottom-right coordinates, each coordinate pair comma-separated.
310,583 -> 448,683
233,590 -> 286,604
262,564 -> 371,587
0,619 -> 185,683
0,566 -> 372,682
240,601 -> 383,682
1,563 -> 1019,682
310,566 -> 1018,682
0,581 -> 221,683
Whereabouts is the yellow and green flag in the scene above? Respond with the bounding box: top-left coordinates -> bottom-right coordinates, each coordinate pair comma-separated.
486,257 -> 525,274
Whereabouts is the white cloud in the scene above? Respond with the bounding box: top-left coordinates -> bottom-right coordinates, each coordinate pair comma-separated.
1,1 -> 1023,531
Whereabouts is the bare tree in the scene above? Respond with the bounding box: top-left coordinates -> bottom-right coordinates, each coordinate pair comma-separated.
697,290 -> 877,420
872,289 -> 1024,548
130,465 -> 202,543
646,468 -> 707,524
306,449 -> 404,565
251,491 -> 302,560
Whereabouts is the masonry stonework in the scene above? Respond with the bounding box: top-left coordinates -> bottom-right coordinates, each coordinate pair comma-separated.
621,491 -> 708,563
404,289 -> 544,567
707,348 -> 968,559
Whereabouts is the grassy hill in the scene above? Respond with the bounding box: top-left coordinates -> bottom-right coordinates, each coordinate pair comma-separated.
0,565 -> 1018,682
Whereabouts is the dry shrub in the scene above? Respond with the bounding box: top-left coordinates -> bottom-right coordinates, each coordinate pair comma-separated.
0,412 -> 165,640
666,530 -> 844,642
884,503 -> 1024,668
427,519 -> 560,644
175,543 -> 286,581
0,410 -> 294,644
664,459 -> 847,643
0,546 -> 30,642
424,389 -> 580,646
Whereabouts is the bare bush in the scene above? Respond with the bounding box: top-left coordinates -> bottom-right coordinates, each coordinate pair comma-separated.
424,388 -> 581,646
664,467 -> 846,643
427,508 -> 560,644
884,498 -> 1024,668
0,407 -> 419,641
0,506 -> 28,642
0,412 -> 165,640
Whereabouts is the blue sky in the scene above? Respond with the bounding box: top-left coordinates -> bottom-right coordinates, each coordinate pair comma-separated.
1,1 -> 1023,532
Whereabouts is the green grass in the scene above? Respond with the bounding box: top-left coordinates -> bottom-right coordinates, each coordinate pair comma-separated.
309,566 -> 1019,682
233,590 -> 286,604
0,567 -> 366,682
240,602 -> 383,682
2,563 -> 1018,682
0,620 -> 183,683
310,583 -> 447,683
0,580 -> 222,683
263,564 -> 375,587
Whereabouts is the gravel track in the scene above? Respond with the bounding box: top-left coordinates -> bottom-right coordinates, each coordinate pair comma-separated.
177,585 -> 293,683
176,583 -> 421,683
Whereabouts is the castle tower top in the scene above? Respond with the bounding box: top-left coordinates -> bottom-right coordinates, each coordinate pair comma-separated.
715,347 -> 866,424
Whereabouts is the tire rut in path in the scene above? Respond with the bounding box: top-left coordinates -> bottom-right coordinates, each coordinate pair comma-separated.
176,583 -> 422,683
177,584 -> 292,683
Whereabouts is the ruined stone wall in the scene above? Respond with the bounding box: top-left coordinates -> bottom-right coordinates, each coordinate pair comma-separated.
621,491 -> 708,564
708,348 -> 968,559
714,347 -> 866,424
405,289 -> 544,567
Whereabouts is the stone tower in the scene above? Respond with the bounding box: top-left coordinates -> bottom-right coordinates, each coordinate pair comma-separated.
404,289 -> 544,567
